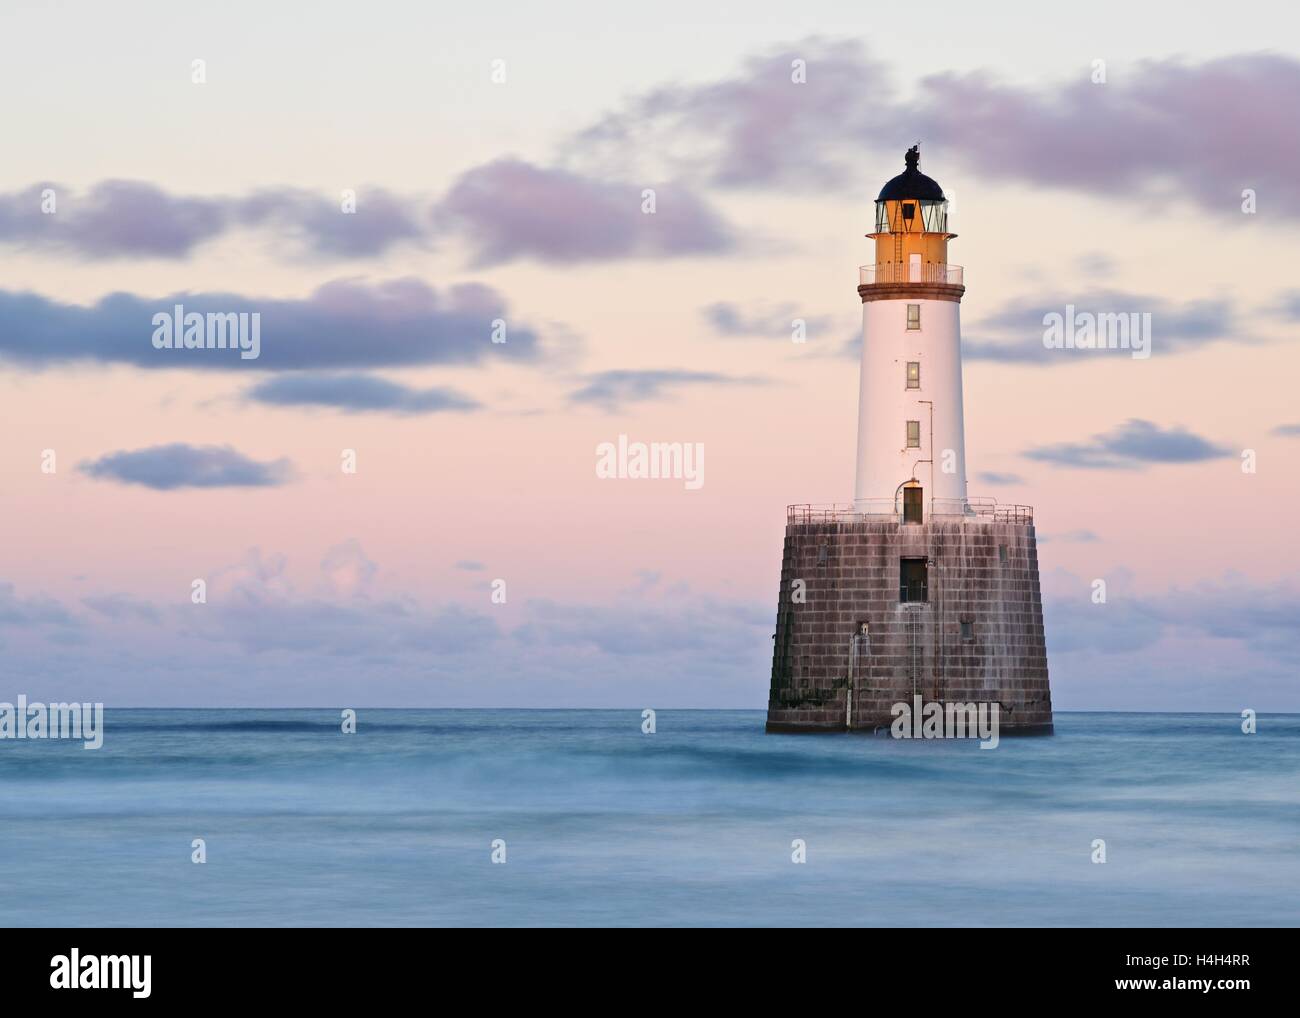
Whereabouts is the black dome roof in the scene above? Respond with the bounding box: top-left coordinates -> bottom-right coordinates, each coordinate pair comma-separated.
876,146 -> 945,202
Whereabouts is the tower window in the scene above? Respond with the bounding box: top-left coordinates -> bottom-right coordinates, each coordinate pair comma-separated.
998,544 -> 1008,563
906,304 -> 921,330
906,361 -> 920,388
906,420 -> 921,448
960,619 -> 974,641
900,558 -> 928,603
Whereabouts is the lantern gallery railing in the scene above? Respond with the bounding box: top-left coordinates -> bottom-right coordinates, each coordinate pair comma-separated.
858,263 -> 964,286
787,498 -> 1033,526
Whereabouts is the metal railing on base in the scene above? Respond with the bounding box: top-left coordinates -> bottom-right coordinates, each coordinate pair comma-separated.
786,498 -> 1032,526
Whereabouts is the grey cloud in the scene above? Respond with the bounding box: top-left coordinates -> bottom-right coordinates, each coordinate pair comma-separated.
1024,419 -> 1232,470
0,181 -> 227,258
80,444 -> 294,490
0,278 -> 538,371
912,53 -> 1300,216
3,171 -> 736,268
965,292 -> 1236,364
511,596 -> 769,657
575,37 -> 890,190
245,373 -> 479,414
236,187 -> 426,257
573,42 -> 1300,218
434,158 -> 736,266
1271,423 -> 1300,437
1272,291 -> 1300,320
0,181 -> 423,260
0,581 -> 77,628
1045,576 -> 1300,666
81,593 -> 162,622
4,568 -> 1300,709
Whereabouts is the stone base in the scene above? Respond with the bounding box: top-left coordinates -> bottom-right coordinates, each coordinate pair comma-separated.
766,516 -> 1053,734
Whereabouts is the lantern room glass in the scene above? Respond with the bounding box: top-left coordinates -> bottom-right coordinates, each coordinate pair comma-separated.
875,199 -> 949,234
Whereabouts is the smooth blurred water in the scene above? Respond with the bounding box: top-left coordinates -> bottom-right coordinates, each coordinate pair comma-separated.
0,710 -> 1296,926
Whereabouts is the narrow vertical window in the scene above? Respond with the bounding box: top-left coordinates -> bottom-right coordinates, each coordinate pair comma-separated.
906,420 -> 921,448
906,304 -> 921,330
906,361 -> 920,389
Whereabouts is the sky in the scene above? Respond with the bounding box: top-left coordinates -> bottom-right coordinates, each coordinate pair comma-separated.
1,1 -> 1298,709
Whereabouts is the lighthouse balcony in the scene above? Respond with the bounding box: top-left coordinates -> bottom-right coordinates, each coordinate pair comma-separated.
787,498 -> 1032,526
859,262 -> 963,286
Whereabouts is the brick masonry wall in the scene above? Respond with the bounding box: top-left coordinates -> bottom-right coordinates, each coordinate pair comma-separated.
766,518 -> 1053,733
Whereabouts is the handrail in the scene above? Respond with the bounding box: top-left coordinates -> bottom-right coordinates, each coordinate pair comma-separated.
787,500 -> 1033,525
859,263 -> 963,286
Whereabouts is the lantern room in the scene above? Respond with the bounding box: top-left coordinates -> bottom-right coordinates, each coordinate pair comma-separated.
868,146 -> 956,271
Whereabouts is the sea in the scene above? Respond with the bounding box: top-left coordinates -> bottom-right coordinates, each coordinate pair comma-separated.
1,710 -> 1296,927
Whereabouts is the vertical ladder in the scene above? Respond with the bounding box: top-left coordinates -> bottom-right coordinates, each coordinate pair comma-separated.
846,633 -> 868,729
908,611 -> 920,698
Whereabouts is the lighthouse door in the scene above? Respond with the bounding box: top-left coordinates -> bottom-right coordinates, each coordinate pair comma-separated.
903,486 -> 923,524
909,253 -> 922,282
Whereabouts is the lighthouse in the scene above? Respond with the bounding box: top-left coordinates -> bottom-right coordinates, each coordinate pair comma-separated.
766,147 -> 1053,735
855,145 -> 967,518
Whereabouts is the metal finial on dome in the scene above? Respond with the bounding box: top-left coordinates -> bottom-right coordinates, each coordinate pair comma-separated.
876,145 -> 944,202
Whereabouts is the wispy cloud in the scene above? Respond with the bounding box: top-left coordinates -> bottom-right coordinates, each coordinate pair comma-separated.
573,37 -> 889,190
245,373 -> 479,415
0,181 -> 425,260
911,52 -> 1300,216
702,301 -> 833,340
236,187 -> 426,257
975,470 -> 1024,486
573,40 -> 1300,217
567,368 -> 763,411
81,593 -> 161,622
80,444 -> 294,490
1038,530 -> 1099,544
1024,419 -> 1232,470
0,581 -> 76,628
965,292 -> 1237,364
434,158 -> 736,266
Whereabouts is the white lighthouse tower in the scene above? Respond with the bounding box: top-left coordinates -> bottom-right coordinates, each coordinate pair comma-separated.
853,146 -> 968,521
